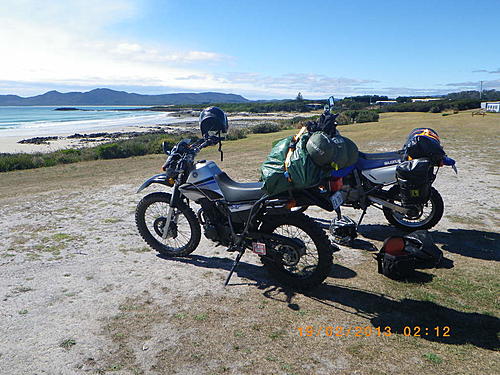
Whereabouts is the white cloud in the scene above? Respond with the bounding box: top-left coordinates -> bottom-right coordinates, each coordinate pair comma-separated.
0,0 -> 230,95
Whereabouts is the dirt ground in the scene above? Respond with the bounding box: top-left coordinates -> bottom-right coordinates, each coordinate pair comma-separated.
0,111 -> 498,374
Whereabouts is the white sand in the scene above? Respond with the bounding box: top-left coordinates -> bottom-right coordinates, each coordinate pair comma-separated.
0,112 -> 313,154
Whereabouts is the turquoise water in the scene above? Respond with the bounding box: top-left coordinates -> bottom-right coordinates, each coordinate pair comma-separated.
0,106 -> 182,136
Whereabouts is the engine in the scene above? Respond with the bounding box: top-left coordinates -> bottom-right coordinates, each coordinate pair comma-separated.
197,199 -> 232,246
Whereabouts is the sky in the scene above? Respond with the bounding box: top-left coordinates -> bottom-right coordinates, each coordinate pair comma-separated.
0,0 -> 499,99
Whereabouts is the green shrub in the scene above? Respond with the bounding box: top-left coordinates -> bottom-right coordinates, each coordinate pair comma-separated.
336,110 -> 379,125
355,110 -> 379,123
251,122 -> 282,134
336,112 -> 352,125
120,140 -> 148,157
95,143 -> 126,159
225,128 -> 247,140
53,149 -> 82,164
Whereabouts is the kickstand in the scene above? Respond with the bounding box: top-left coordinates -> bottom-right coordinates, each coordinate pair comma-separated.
224,249 -> 245,287
357,207 -> 367,227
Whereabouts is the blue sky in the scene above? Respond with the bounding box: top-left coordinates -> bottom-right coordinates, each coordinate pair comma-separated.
0,0 -> 499,99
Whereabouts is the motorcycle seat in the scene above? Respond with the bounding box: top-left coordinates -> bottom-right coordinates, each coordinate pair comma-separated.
359,150 -> 403,160
214,173 -> 266,203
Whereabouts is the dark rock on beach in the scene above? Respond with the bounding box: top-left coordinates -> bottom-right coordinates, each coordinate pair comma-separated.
18,136 -> 59,145
67,129 -> 172,140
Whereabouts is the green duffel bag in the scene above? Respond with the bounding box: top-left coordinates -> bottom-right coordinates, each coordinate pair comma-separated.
306,132 -> 359,169
260,133 -> 327,196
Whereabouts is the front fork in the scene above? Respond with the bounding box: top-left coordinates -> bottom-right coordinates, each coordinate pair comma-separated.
161,183 -> 182,239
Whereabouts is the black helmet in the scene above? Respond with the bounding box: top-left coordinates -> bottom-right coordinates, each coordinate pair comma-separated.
199,107 -> 228,137
329,215 -> 357,245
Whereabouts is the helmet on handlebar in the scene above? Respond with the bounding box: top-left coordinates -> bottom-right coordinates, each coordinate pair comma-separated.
199,107 -> 228,137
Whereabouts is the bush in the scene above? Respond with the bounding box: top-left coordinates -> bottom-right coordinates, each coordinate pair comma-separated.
336,112 -> 352,125
225,128 -> 247,140
336,110 -> 379,124
96,143 -> 126,159
0,132 -> 200,172
120,140 -> 149,157
251,122 -> 282,134
355,110 -> 379,123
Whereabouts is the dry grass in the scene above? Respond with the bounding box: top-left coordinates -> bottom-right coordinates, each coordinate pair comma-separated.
1,110 -> 499,374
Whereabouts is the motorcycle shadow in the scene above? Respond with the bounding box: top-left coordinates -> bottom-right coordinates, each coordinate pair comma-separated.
304,284 -> 500,350
359,224 -> 499,261
156,254 -> 499,350
156,253 -> 357,288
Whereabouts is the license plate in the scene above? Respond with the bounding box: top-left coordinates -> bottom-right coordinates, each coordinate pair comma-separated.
330,191 -> 344,210
252,242 -> 266,255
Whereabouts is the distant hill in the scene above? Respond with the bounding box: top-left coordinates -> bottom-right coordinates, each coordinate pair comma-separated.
0,88 -> 249,106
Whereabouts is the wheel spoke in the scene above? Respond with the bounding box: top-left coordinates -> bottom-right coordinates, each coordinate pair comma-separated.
144,201 -> 193,253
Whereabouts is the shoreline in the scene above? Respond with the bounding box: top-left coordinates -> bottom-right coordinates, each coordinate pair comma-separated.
0,112 -> 311,154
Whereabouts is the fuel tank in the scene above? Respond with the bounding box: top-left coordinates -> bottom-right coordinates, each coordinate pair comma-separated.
180,160 -> 224,201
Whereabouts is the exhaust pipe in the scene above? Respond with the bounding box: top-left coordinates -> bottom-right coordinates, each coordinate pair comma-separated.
367,195 -> 410,214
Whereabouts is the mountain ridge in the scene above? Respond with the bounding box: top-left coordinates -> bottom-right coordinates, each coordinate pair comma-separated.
0,88 -> 249,106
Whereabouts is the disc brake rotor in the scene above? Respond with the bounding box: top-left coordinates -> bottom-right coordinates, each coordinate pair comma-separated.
153,217 -> 178,238
404,205 -> 424,219
277,240 -> 306,267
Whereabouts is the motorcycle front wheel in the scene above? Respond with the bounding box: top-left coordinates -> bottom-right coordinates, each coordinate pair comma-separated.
383,186 -> 444,230
260,213 -> 335,289
135,192 -> 201,256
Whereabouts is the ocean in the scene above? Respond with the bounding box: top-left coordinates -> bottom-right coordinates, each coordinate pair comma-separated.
0,106 -> 188,137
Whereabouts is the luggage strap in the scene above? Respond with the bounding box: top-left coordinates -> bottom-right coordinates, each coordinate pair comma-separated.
284,126 -> 307,182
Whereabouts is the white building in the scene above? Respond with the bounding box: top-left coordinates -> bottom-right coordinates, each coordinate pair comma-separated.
481,101 -> 500,112
411,98 -> 441,102
375,100 -> 398,105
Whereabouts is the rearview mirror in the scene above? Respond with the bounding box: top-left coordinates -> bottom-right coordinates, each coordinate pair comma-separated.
328,96 -> 335,107
162,141 -> 170,155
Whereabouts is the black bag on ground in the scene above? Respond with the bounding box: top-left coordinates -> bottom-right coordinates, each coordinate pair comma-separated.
376,230 -> 442,279
396,158 -> 434,206
403,128 -> 445,165
376,236 -> 416,280
403,230 -> 443,268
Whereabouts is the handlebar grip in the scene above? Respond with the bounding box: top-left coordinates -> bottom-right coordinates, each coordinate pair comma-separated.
442,156 -> 455,166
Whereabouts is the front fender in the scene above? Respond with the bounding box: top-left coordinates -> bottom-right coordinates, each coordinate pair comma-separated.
136,173 -> 171,193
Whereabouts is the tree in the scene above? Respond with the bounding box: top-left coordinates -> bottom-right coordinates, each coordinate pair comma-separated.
296,92 -> 303,101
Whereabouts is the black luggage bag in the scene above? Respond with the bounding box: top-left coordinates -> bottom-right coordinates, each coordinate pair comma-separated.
396,158 -> 434,206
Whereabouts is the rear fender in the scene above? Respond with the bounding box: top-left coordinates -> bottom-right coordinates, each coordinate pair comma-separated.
136,173 -> 172,193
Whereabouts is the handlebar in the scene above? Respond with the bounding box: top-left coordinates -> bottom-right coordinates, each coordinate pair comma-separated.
161,135 -> 222,171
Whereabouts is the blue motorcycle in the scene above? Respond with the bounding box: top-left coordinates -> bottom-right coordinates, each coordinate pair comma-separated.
300,97 -> 457,239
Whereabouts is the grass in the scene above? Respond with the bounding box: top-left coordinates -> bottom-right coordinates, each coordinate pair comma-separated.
0,110 -> 498,374
423,353 -> 443,364
59,338 -> 76,350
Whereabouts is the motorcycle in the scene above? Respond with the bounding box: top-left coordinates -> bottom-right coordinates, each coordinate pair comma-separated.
300,97 -> 457,242
135,111 -> 338,289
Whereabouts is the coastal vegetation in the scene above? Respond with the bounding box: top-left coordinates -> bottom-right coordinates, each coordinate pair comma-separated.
333,89 -> 500,113
177,99 -> 316,113
0,117 -> 307,172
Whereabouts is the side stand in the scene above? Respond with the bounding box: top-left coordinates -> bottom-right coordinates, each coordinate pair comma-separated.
224,249 -> 245,287
357,207 -> 367,227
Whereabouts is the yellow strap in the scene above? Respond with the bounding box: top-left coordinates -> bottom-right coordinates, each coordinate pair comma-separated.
284,126 -> 307,182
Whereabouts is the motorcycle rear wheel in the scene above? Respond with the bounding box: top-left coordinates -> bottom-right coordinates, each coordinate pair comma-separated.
260,213 -> 335,289
135,192 -> 201,256
383,186 -> 444,230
